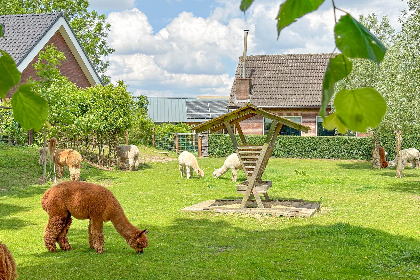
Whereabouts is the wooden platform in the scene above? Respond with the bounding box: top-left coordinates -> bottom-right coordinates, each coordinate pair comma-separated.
181,199 -> 320,217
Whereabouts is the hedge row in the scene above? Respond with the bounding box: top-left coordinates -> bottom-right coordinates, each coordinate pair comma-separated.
208,134 -> 374,160
208,133 -> 420,160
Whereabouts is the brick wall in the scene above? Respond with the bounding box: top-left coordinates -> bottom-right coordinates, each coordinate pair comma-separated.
7,31 -> 92,98
235,78 -> 252,101
232,108 -> 325,136
237,115 -> 264,135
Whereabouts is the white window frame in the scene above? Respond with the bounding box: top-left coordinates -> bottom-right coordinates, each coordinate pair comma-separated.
264,116 -> 302,136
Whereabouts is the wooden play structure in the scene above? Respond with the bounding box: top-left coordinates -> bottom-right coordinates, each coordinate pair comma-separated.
193,104 -> 310,209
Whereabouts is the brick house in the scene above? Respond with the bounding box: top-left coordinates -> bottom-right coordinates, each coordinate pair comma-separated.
0,12 -> 102,99
228,53 -> 335,136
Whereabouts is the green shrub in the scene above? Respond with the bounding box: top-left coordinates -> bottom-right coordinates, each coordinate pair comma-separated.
208,134 -> 374,160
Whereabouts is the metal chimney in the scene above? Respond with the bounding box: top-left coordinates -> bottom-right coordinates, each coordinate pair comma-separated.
242,30 -> 249,78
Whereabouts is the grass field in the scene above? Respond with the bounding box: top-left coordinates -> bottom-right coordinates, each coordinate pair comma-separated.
1,143 -> 420,279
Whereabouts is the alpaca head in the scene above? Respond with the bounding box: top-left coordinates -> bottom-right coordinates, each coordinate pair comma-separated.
127,229 -> 149,253
197,168 -> 204,178
212,168 -> 220,178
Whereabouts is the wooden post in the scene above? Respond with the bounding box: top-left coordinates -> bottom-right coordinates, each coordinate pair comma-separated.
235,123 -> 247,145
175,133 -> 179,154
198,134 -> 202,157
28,129 -> 33,145
152,127 -> 155,147
224,121 -> 238,150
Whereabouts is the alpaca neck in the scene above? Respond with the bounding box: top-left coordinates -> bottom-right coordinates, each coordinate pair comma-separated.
110,209 -> 138,240
216,165 -> 229,176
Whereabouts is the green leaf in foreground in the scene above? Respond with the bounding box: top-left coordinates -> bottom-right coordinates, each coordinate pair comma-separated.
240,0 -> 255,11
0,24 -> 3,37
323,112 -> 348,135
320,54 -> 353,118
277,0 -> 325,37
335,14 -> 386,64
0,50 -> 21,99
11,84 -> 49,131
334,88 -> 386,133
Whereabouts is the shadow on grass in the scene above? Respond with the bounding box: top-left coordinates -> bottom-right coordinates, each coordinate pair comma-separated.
17,219 -> 420,279
387,180 -> 420,194
0,203 -> 30,230
378,170 -> 420,178
336,162 -> 372,170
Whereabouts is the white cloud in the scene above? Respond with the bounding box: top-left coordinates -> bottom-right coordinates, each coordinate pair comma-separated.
104,0 -> 408,98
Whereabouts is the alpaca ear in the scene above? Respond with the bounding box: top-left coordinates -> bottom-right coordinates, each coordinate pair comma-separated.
139,229 -> 149,236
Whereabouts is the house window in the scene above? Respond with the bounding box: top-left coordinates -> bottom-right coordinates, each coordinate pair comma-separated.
264,116 -> 302,136
316,116 -> 356,136
316,116 -> 335,136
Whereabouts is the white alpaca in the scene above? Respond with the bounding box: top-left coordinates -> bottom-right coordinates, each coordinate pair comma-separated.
116,145 -> 140,171
39,146 -> 49,166
388,148 -> 420,169
213,153 -> 242,182
178,151 -> 204,179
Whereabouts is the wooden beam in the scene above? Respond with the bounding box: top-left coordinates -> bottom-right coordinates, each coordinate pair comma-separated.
235,123 -> 247,145
264,120 -> 279,144
224,121 -> 238,150
256,122 -> 283,180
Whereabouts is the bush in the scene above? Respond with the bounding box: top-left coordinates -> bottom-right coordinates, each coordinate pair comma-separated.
208,134 -> 373,160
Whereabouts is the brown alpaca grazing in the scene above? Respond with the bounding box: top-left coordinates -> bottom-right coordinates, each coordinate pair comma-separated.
49,137 -> 82,181
0,242 -> 18,280
41,181 -> 149,254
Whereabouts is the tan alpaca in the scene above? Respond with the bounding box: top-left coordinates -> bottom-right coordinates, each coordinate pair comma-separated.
49,137 -> 82,181
38,146 -> 49,166
41,181 -> 149,254
0,242 -> 18,280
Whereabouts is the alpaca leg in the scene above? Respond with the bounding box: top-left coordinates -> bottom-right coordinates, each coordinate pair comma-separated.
179,164 -> 184,178
88,220 -> 94,249
231,168 -> 237,182
56,165 -> 64,178
186,166 -> 191,179
43,216 -> 68,252
89,219 -> 104,254
69,165 -> 80,181
134,155 -> 139,171
128,158 -> 134,171
56,215 -> 72,251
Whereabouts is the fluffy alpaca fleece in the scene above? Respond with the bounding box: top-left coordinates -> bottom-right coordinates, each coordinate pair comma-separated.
49,138 -> 82,181
39,146 -> 49,166
116,145 -> 140,171
41,181 -> 149,254
388,148 -> 420,169
213,153 -> 242,182
178,151 -> 204,179
0,242 -> 17,280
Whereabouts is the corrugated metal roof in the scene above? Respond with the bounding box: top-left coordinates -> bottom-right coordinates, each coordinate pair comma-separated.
147,97 -> 190,123
147,98 -> 229,123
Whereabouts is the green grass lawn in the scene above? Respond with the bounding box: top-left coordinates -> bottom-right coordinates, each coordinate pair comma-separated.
2,143 -> 420,279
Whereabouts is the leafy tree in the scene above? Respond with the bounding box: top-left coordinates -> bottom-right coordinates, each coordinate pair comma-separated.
333,2 -> 420,177
240,0 -> 387,135
0,0 -> 114,83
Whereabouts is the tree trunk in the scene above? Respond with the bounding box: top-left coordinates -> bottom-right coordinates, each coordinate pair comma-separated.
395,130 -> 403,178
372,132 -> 381,169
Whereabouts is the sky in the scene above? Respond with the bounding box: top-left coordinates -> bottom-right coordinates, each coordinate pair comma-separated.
87,0 -> 408,98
